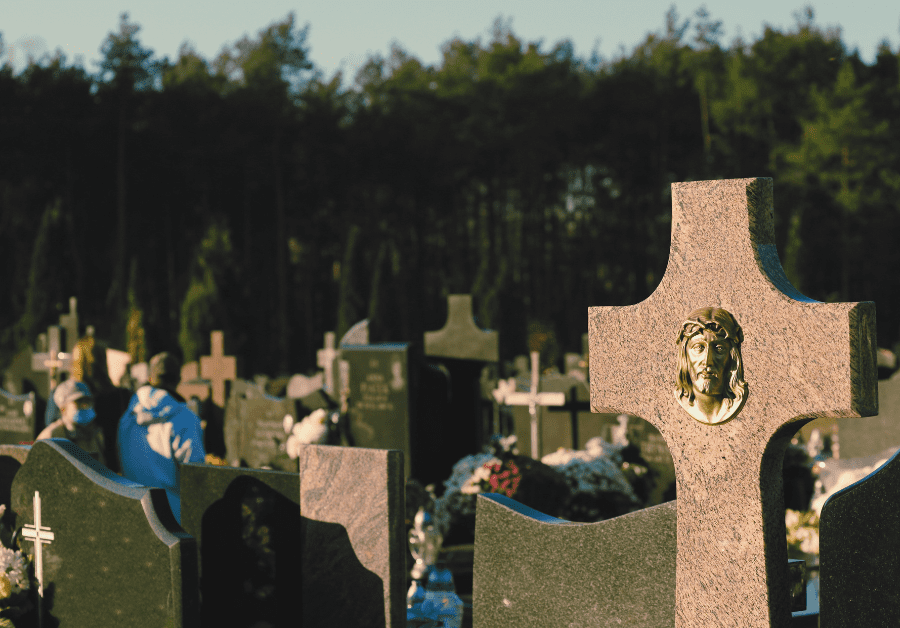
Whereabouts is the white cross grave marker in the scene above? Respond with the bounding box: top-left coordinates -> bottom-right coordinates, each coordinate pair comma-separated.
317,332 -> 340,395
22,491 -> 54,599
31,326 -> 72,390
499,351 -> 565,459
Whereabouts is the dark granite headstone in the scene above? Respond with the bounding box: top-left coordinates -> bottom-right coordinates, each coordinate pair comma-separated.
0,390 -> 36,446
224,387 -> 297,468
182,443 -> 405,628
343,344 -> 413,478
11,439 -> 198,626
474,494 -> 676,627
819,447 -> 900,627
0,445 -> 29,508
474,495 -> 810,627
180,464 -> 301,627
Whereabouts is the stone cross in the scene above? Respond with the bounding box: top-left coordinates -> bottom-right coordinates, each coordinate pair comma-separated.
22,490 -> 55,599
424,294 -> 499,362
31,326 -> 71,390
503,351 -> 565,459
58,296 -> 79,353
201,331 -> 236,408
588,178 -> 877,627
317,331 -> 339,395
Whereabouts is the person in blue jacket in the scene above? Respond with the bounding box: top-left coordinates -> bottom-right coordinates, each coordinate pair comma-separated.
118,352 -> 205,523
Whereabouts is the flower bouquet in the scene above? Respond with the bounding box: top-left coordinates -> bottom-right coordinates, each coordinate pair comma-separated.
0,506 -> 33,627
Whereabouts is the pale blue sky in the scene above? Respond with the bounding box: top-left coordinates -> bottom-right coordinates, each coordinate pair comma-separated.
3,1 -> 899,84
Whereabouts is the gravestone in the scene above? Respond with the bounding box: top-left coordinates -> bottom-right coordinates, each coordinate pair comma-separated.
424,294 -> 500,466
180,464 -> 302,627
200,330 -> 236,409
501,352 -> 564,459
224,387 -> 297,468
317,331 -> 340,396
31,326 -> 71,397
298,444 -> 405,627
474,179 -> 877,628
586,178 -> 875,626
177,361 -> 211,403
340,319 -> 370,346
818,447 -> 900,626
11,439 -> 198,626
0,389 -> 35,446
58,296 -> 79,353
343,344 -> 413,478
475,496 -> 677,627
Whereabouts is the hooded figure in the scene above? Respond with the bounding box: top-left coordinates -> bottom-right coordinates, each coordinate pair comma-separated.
37,379 -> 106,465
118,352 -> 205,522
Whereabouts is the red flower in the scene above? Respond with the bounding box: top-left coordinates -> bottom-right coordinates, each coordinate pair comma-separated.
482,460 -> 522,498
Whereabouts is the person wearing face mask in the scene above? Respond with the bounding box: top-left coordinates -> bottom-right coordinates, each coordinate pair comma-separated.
37,378 -> 107,465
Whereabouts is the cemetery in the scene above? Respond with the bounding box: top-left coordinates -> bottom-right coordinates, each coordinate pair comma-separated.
0,177 -> 894,628
3,9 -> 900,626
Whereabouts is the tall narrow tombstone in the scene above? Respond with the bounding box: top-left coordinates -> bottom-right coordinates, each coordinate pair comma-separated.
424,294 -> 500,467
586,178 -> 876,626
31,326 -> 71,395
298,444 -> 406,628
11,439 -> 198,626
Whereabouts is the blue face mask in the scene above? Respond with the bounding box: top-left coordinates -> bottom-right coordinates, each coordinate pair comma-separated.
73,408 -> 96,425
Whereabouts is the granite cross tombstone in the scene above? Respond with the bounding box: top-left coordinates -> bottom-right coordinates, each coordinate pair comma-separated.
502,351 -> 564,459
587,178 -> 877,626
200,330 -> 236,409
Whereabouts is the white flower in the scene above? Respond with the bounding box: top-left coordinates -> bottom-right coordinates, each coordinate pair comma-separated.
0,546 -> 28,596
286,409 -> 329,457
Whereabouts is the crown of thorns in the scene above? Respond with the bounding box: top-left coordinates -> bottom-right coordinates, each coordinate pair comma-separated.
677,318 -> 743,345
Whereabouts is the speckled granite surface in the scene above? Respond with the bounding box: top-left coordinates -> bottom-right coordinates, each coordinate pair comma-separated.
819,448 -> 900,627
587,178 -> 877,627
474,495 -> 676,627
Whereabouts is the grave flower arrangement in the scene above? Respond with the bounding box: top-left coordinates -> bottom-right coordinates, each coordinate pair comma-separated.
0,506 -> 33,627
434,436 -> 570,545
434,435 -> 643,544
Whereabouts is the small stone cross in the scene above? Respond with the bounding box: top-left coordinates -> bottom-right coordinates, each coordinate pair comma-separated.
22,491 -> 55,599
200,331 -> 236,408
317,332 -> 340,395
58,296 -> 79,353
502,351 -> 565,459
588,179 -> 877,627
31,326 -> 71,389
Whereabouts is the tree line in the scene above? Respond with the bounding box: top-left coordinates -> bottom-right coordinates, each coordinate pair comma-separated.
1,7 -> 898,378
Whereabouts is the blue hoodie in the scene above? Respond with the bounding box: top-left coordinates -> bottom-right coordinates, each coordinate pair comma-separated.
117,385 -> 206,522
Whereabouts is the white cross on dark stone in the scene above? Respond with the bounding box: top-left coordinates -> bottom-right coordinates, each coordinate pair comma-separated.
22,491 -> 55,599
588,178 -> 877,627
501,351 -> 565,459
